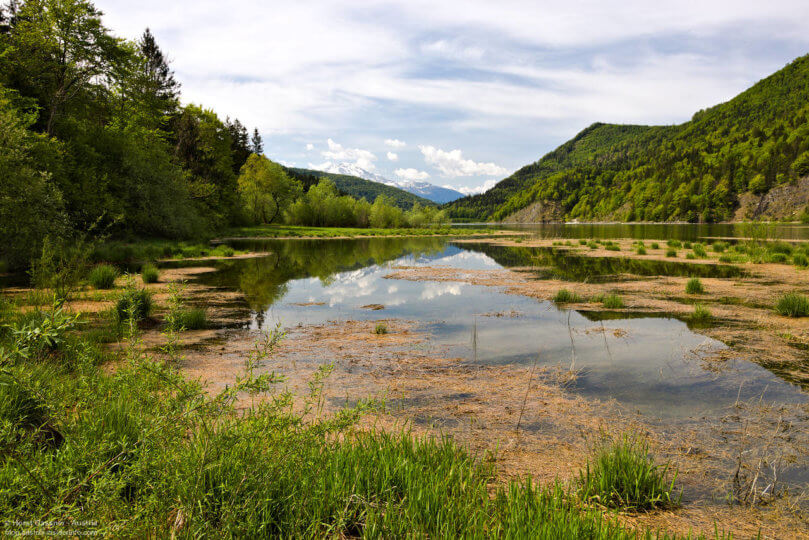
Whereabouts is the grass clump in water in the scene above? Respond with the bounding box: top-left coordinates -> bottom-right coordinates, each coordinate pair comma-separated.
601,294 -> 625,309
577,434 -> 680,511
685,277 -> 704,295
775,293 -> 809,317
88,264 -> 118,289
553,289 -> 582,304
666,249 -> 677,258
141,264 -> 159,284
691,304 -> 712,322
374,322 -> 388,334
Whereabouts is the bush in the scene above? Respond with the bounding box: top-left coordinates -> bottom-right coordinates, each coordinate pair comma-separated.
9,305 -> 80,359
635,246 -> 647,255
167,308 -> 208,331
374,323 -> 388,335
587,241 -> 598,250
577,435 -> 679,511
601,294 -> 625,309
775,293 -> 809,317
685,253 -> 696,260
666,249 -> 677,257
88,264 -> 118,289
692,244 -> 707,258
141,264 -> 160,284
650,242 -> 659,250
712,242 -> 728,253
794,253 -> 809,267
116,286 -> 153,322
578,239 -> 588,245
666,240 -> 681,248
685,277 -> 704,294
553,289 -> 581,303
767,253 -> 789,264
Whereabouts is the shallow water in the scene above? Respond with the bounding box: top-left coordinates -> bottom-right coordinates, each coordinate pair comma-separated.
197,237 -> 808,420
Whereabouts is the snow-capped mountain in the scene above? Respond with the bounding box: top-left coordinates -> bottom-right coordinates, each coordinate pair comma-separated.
385,180 -> 465,204
312,161 -> 465,204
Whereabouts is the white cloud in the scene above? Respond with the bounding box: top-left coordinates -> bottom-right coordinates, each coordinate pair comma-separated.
419,145 -> 508,178
384,138 -> 406,149
450,179 -> 498,196
386,151 -> 399,161
395,168 -> 430,181
322,138 -> 377,170
306,143 -> 314,151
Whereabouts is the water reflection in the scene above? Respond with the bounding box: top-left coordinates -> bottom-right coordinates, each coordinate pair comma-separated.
198,237 -> 808,419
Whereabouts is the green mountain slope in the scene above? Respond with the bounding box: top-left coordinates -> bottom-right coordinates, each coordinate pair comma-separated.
286,168 -> 434,209
447,54 -> 809,223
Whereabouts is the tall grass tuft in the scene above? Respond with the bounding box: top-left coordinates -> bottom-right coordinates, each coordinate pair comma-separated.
553,289 -> 581,304
88,264 -> 118,289
793,253 -> 809,268
577,434 -> 680,511
691,304 -> 712,322
666,249 -> 677,258
601,294 -> 625,309
685,277 -> 704,295
692,244 -> 707,258
374,322 -> 388,335
116,284 -> 153,322
168,308 -> 208,331
775,293 -> 809,317
141,264 -> 160,284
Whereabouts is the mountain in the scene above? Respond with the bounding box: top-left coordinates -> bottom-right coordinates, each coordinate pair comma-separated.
285,167 -> 434,209
446,54 -> 809,223
386,180 -> 465,204
313,162 -> 391,184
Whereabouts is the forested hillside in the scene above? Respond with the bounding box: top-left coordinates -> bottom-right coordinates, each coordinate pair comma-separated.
286,168 -> 434,209
446,55 -> 809,223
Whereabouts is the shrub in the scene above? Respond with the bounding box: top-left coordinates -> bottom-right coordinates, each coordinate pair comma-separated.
553,289 -> 581,303
650,242 -> 659,250
578,239 -> 588,245
683,241 -> 692,249
685,278 -> 704,295
691,304 -> 712,322
587,241 -> 598,250
577,434 -> 679,511
666,249 -> 677,257
767,253 -> 789,264
712,242 -> 728,253
793,253 -> 809,268
88,264 -> 118,289
9,305 -> 80,359
685,253 -> 696,260
775,293 -> 809,317
141,264 -> 159,284
636,246 -> 647,255
116,286 -> 152,322
768,241 -> 793,255
692,244 -> 707,258
168,308 -> 208,331
374,323 -> 388,335
666,240 -> 681,248
601,294 -> 625,309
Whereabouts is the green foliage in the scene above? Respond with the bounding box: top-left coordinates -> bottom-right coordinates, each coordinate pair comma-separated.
373,323 -> 388,335
775,293 -> 809,317
168,308 -> 207,331
691,304 -> 712,322
88,264 -> 118,289
553,289 -> 581,303
712,242 -> 729,253
636,246 -> 647,255
140,264 -> 159,284
666,249 -> 677,257
448,55 -> 809,223
7,305 -> 81,360
794,253 -> 809,267
115,283 -> 153,322
692,243 -> 707,258
577,435 -> 680,511
685,277 -> 704,294
650,242 -> 659,250
238,155 -> 302,224
601,294 -> 625,309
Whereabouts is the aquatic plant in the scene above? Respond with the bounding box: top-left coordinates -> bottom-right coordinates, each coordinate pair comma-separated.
374,322 -> 388,334
691,304 -> 712,322
141,264 -> 160,284
553,289 -> 582,303
685,277 -> 704,294
692,244 -> 707,258
775,293 -> 809,317
88,264 -> 118,289
666,249 -> 677,257
601,294 -> 625,309
577,434 -> 680,511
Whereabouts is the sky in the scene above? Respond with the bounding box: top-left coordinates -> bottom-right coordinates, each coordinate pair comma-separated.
96,0 -> 809,195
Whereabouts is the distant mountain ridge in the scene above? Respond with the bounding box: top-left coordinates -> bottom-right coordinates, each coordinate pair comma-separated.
446,54 -> 809,223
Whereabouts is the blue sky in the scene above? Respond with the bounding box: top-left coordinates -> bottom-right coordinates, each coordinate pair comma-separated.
96,0 -> 809,194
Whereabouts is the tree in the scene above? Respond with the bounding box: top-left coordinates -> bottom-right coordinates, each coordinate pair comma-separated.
251,127 -> 263,154
136,27 -> 179,121
226,117 -> 251,173
237,154 -> 301,224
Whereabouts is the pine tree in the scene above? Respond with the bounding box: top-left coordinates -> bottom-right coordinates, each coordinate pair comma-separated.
138,28 -> 180,118
251,128 -> 264,155
226,117 -> 251,173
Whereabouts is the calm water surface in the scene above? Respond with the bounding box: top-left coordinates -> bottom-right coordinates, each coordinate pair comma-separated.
198,237 -> 809,420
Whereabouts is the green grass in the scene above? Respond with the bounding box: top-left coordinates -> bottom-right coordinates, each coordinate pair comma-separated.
140,264 -> 159,284
553,289 -> 582,304
712,242 -> 728,253
666,249 -> 677,258
650,242 -> 659,250
577,435 -> 680,511
775,293 -> 809,317
793,253 -> 809,267
685,277 -> 704,295
601,294 -> 625,309
224,224 -> 495,239
88,264 -> 118,289
636,246 -> 647,255
691,304 -> 712,322
373,323 -> 388,335
666,240 -> 681,248
692,244 -> 707,258
167,308 -> 208,331
115,285 -> 153,322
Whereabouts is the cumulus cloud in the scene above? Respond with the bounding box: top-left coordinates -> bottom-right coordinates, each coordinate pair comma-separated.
419,146 -> 508,178
306,143 -> 314,151
384,138 -> 406,149
386,151 -> 399,161
322,138 -> 377,170
395,168 -> 430,181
